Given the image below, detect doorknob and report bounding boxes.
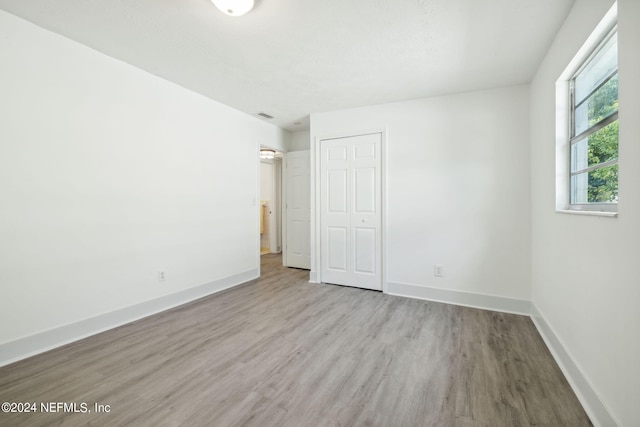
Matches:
[361,218,367,223]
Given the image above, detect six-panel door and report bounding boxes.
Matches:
[320,133,381,290]
[285,150,311,269]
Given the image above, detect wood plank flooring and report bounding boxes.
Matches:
[0,254,591,426]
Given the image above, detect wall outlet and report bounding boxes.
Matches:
[434,265,444,277]
[158,271,166,282]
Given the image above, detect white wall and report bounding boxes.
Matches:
[288,130,311,152]
[311,85,532,313]
[0,11,286,358]
[530,0,640,425]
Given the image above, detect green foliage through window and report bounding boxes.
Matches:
[570,31,618,205]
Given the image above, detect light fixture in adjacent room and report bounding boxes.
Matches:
[211,0,254,17]
[260,149,275,160]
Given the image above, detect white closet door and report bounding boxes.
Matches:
[285,150,311,269]
[320,133,381,291]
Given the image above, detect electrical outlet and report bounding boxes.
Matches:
[434,265,444,277]
[158,271,166,282]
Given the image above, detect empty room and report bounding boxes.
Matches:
[0,0,638,426]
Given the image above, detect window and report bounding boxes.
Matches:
[569,29,618,210]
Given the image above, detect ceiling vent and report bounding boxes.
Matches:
[257,112,274,119]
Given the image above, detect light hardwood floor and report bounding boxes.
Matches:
[0,254,591,426]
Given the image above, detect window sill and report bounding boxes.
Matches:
[556,209,618,218]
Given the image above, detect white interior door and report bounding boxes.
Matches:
[285,150,311,269]
[320,133,381,290]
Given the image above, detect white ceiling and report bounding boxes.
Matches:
[0,0,575,131]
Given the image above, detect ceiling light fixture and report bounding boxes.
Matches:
[211,0,254,17]
[260,149,275,160]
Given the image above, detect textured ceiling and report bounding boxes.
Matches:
[0,0,575,131]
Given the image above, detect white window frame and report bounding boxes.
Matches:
[555,3,618,217]
[569,28,618,211]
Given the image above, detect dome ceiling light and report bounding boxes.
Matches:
[211,0,255,17]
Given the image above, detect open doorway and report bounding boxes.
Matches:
[259,148,282,256]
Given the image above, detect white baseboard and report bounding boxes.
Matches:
[387,282,617,425]
[0,272,619,427]
[386,281,531,315]
[0,268,258,367]
[530,304,618,427]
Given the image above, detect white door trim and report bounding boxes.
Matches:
[312,129,387,292]
[282,152,288,267]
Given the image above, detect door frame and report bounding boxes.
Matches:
[311,129,387,293]
[257,144,284,276]
[259,158,282,255]
[282,152,289,267]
